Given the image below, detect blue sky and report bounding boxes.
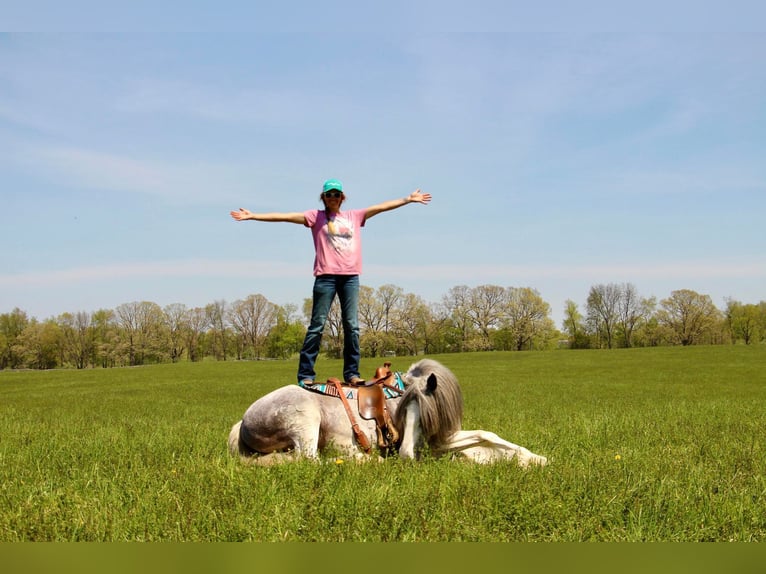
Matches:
[1,3,765,328]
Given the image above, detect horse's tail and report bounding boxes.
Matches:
[228,420,255,458]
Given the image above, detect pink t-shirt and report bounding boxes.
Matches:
[304,209,367,276]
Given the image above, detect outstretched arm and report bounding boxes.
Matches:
[364,189,432,221]
[230,208,306,224]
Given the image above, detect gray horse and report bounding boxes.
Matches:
[228,358,547,467]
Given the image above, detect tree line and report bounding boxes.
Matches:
[1,283,764,370]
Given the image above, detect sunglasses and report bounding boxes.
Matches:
[323,191,343,198]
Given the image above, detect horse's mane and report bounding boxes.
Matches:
[394,358,463,447]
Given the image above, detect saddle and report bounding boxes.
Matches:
[326,363,402,454]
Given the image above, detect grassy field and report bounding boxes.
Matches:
[1,346,764,541]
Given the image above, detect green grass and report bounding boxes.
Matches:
[1,346,764,541]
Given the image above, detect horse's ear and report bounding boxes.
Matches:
[426,373,438,394]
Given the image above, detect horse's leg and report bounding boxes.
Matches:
[437,429,548,467]
[228,421,248,457]
[397,402,423,460]
[290,408,322,458]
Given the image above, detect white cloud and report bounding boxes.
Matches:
[0,259,306,288]
[3,258,763,290]
[113,76,363,129]
[10,144,258,203]
[365,260,766,282]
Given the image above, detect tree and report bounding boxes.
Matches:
[562,299,589,348]
[418,302,448,355]
[58,311,95,369]
[759,302,766,343]
[265,304,305,359]
[632,314,669,347]
[163,304,189,362]
[358,285,387,357]
[500,287,555,351]
[392,293,432,355]
[115,301,165,365]
[229,294,278,359]
[91,309,117,368]
[0,308,30,369]
[205,300,229,361]
[725,299,761,345]
[657,289,721,346]
[586,283,622,348]
[441,285,474,352]
[115,301,141,365]
[16,318,60,369]
[422,304,453,355]
[377,284,403,334]
[186,307,207,362]
[467,284,506,349]
[617,283,655,348]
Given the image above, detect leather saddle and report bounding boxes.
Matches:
[327,363,401,454]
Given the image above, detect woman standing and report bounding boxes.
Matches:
[230,179,431,385]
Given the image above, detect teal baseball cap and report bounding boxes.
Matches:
[322,179,343,193]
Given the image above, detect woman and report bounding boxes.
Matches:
[230,179,431,385]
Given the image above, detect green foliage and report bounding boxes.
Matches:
[1,347,765,541]
[4,287,766,370]
[0,308,29,369]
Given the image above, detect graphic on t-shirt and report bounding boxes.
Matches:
[326,214,355,254]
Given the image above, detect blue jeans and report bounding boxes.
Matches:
[298,275,361,383]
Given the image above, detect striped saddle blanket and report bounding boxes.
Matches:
[298,371,406,400]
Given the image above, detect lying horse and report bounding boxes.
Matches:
[228,358,547,467]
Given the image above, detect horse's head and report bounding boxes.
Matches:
[394,359,464,459]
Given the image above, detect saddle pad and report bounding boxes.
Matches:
[299,372,405,400]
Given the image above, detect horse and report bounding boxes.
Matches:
[228,358,547,467]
